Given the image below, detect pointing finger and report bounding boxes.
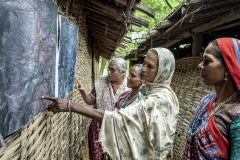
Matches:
[41,96,58,101]
[75,78,81,84]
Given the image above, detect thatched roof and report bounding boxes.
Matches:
[82,0,155,59]
[124,0,240,59]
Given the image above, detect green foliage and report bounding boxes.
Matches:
[116,0,183,56]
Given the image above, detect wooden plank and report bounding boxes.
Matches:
[125,0,136,19]
[134,3,155,18]
[115,0,155,18]
[160,22,206,39]
[210,21,240,31]
[89,30,119,47]
[95,41,115,51]
[87,11,122,27]
[191,33,202,56]
[95,37,118,47]
[87,19,120,35]
[94,38,117,49]
[185,2,240,21]
[187,0,204,5]
[156,18,178,29]
[88,26,119,39]
[192,7,240,33]
[121,37,132,43]
[130,21,142,27]
[119,43,128,49]
[163,31,191,48]
[88,0,120,14]
[90,34,118,48]
[86,0,150,27]
[132,14,149,27]
[98,49,113,59]
[149,30,161,37]
[85,0,123,20]
[97,47,115,54]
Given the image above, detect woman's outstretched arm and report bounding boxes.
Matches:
[42,96,104,121]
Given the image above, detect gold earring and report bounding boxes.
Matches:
[224,73,228,81]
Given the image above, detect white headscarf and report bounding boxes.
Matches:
[98,48,179,160]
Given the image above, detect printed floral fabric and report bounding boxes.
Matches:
[88,75,130,160]
[184,92,240,160]
[98,48,179,160]
[183,93,228,159]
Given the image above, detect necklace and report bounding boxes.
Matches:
[190,90,239,142]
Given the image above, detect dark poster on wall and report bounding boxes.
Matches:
[57,16,78,99]
[0,0,58,137]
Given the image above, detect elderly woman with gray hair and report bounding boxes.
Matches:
[75,58,130,160]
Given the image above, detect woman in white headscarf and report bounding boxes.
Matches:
[42,48,179,159]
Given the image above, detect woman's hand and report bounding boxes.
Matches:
[41,96,68,114]
[75,78,84,91]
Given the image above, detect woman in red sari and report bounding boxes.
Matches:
[183,38,240,159]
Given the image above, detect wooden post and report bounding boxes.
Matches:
[93,44,100,82]
[191,32,202,56]
[198,32,203,55]
[151,37,153,48]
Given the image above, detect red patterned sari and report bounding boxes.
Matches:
[183,93,229,159]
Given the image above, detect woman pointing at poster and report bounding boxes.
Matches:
[74,58,130,160]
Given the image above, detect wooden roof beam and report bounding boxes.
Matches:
[132,14,149,27]
[192,7,240,33]
[119,42,128,48]
[210,21,240,32]
[87,12,122,28]
[86,0,150,28]
[185,2,240,22]
[155,18,178,29]
[88,0,120,14]
[115,0,155,18]
[163,8,240,48]
[98,51,112,59]
[130,21,142,27]
[121,37,132,43]
[88,26,119,39]
[89,32,119,44]
[125,0,136,20]
[87,19,120,35]
[95,42,115,51]
[97,47,115,54]
[94,38,117,48]
[134,3,155,18]
[85,0,123,20]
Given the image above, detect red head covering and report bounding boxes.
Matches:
[216,38,240,89]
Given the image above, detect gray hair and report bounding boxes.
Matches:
[109,58,127,79]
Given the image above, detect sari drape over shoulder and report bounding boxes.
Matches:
[98,48,179,160]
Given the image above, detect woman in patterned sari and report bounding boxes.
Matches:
[43,47,179,159]
[183,38,240,159]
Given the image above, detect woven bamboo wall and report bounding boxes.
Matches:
[171,57,214,159]
[0,0,93,159]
